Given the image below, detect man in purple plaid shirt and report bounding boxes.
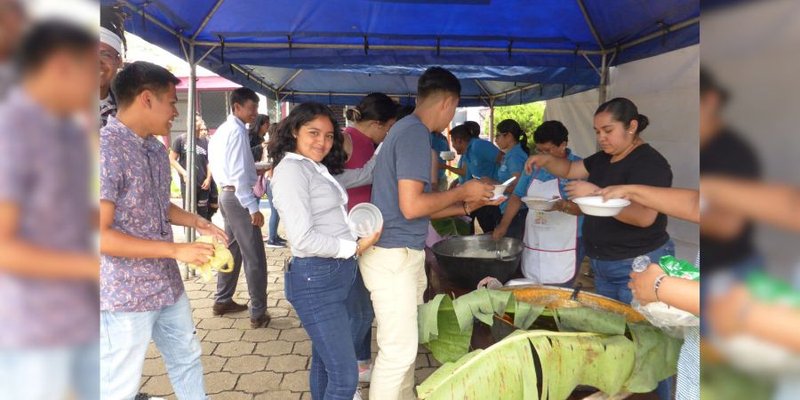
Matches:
[99,61,227,399]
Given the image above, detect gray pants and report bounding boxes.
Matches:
[216,191,267,318]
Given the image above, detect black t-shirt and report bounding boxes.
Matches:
[170,134,209,185]
[700,129,760,272]
[582,143,673,260]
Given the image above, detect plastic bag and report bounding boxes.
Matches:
[632,255,700,337]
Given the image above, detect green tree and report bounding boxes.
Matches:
[485,102,546,141]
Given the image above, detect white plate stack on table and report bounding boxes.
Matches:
[348,202,383,237]
[572,196,631,217]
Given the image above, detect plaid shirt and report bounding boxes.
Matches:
[100,116,184,312]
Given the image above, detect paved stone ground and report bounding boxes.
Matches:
[139,204,440,399]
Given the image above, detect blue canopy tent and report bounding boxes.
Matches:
[102,0,698,246]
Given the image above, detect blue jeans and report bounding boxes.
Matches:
[347,267,374,362]
[0,341,99,400]
[286,257,360,400]
[100,293,206,400]
[266,180,281,242]
[589,239,675,400]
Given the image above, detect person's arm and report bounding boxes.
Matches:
[227,130,260,215]
[202,167,212,190]
[168,203,227,243]
[169,149,188,178]
[444,163,467,177]
[0,201,98,280]
[702,176,800,232]
[525,154,589,180]
[398,179,494,220]
[335,143,383,189]
[629,263,699,315]
[493,194,523,240]
[597,185,699,224]
[709,285,800,352]
[100,200,215,265]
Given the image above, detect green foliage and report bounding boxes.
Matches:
[484,102,546,139]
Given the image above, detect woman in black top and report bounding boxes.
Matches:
[525,97,674,305]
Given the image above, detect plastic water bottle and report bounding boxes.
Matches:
[632,255,651,272]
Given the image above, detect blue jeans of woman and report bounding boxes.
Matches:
[589,239,675,400]
[286,256,359,400]
[348,267,374,363]
[266,179,281,242]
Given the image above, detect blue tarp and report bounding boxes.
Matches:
[105,0,698,106]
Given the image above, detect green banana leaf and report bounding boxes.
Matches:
[430,217,472,237]
[418,294,473,363]
[624,322,683,393]
[554,306,627,336]
[419,289,544,363]
[418,330,635,400]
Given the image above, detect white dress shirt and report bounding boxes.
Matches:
[208,114,259,214]
[271,148,379,259]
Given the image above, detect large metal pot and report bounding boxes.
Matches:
[431,235,523,289]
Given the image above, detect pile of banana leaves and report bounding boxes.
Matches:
[417,288,683,400]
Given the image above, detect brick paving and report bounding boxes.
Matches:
[139,209,440,399]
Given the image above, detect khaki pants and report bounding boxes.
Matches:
[359,246,427,400]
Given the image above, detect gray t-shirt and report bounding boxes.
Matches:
[372,114,432,249]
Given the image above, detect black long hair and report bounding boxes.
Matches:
[496,119,530,155]
[345,93,398,124]
[595,97,650,135]
[268,103,347,174]
[248,114,269,147]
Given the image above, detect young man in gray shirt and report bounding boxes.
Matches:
[360,67,500,400]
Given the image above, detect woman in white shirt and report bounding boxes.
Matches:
[270,102,380,400]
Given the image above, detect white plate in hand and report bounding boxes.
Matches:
[573,196,631,217]
[521,196,558,211]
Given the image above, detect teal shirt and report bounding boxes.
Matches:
[513,148,584,236]
[495,143,528,213]
[463,137,500,180]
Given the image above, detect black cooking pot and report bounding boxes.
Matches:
[431,235,523,289]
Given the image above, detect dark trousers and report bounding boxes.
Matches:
[470,205,502,234]
[347,268,374,362]
[286,257,360,400]
[180,181,218,220]
[215,191,267,318]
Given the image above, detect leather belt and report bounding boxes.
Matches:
[221,185,236,192]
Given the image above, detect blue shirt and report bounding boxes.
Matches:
[431,132,450,182]
[456,156,467,184]
[463,137,500,180]
[495,143,528,213]
[514,148,583,236]
[372,114,432,249]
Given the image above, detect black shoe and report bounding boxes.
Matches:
[265,238,286,248]
[212,301,249,316]
[250,313,271,328]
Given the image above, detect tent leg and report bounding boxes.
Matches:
[598,53,609,104]
[185,45,198,279]
[489,100,495,140]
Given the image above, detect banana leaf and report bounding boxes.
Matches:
[554,306,627,336]
[418,294,473,363]
[431,217,471,237]
[418,330,634,400]
[419,289,544,363]
[624,322,683,393]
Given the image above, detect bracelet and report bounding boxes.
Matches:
[653,274,668,302]
[462,201,470,215]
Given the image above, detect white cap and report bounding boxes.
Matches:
[99,26,123,56]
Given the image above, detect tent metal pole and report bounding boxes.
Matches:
[598,53,608,104]
[190,0,226,42]
[186,45,198,250]
[489,99,495,140]
[576,0,604,51]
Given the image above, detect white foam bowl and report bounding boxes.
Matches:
[521,196,558,211]
[490,184,507,201]
[254,161,272,170]
[572,196,631,217]
[440,151,456,161]
[348,203,383,237]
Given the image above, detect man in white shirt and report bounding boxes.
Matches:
[207,87,269,328]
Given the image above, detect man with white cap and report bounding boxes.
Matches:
[100,5,126,127]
